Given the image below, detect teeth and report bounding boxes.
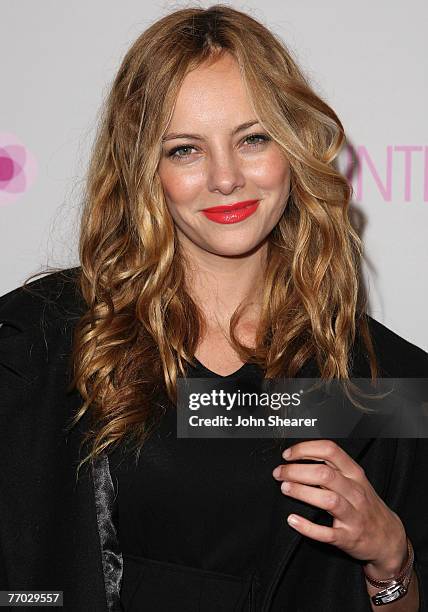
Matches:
[209,204,255,212]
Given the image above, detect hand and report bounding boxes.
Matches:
[272,439,408,579]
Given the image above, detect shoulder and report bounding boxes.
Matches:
[0,266,85,334]
[358,314,428,377]
[0,267,86,384]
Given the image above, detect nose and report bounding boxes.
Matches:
[206,147,246,195]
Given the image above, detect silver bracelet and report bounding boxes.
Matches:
[371,572,413,606]
[364,537,415,606]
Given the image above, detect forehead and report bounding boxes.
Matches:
[168,54,254,132]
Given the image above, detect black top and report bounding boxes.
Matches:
[108,357,285,610]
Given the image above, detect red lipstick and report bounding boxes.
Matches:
[201,199,260,224]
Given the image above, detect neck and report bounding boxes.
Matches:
[179,234,267,330]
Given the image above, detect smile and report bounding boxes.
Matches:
[201,201,260,224]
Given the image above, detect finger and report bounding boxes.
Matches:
[286,513,345,544]
[282,440,364,479]
[281,481,354,520]
[273,462,357,502]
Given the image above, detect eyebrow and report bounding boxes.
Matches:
[162,120,260,142]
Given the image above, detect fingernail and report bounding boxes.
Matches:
[287,514,299,526]
[272,467,281,479]
[282,448,291,459]
[281,481,290,493]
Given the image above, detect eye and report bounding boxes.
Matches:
[167,144,197,159]
[242,133,271,148]
[166,133,271,162]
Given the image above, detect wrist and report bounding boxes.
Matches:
[363,534,415,607]
[363,525,408,580]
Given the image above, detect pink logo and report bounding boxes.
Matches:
[0,133,38,206]
[340,144,428,203]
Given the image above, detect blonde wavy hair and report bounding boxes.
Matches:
[26,4,378,480]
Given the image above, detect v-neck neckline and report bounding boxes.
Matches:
[191,356,251,379]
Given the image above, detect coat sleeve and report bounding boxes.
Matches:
[0,319,21,590]
[0,537,7,589]
[381,437,428,611]
[0,292,49,590]
[366,317,428,609]
[398,438,428,611]
[0,271,85,596]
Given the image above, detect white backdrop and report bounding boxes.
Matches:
[1,1,427,350]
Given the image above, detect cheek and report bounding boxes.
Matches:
[250,151,290,192]
[158,164,203,208]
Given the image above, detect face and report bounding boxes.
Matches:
[157,52,291,262]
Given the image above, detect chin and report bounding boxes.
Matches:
[205,241,264,258]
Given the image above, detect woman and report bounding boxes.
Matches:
[0,5,427,611]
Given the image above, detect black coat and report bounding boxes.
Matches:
[0,268,427,611]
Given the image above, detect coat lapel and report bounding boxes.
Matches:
[258,437,375,611]
[91,451,123,612]
[61,410,115,612]
[258,350,378,610]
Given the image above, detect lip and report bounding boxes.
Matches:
[202,199,260,212]
[201,200,260,224]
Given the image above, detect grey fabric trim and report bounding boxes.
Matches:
[92,453,123,612]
